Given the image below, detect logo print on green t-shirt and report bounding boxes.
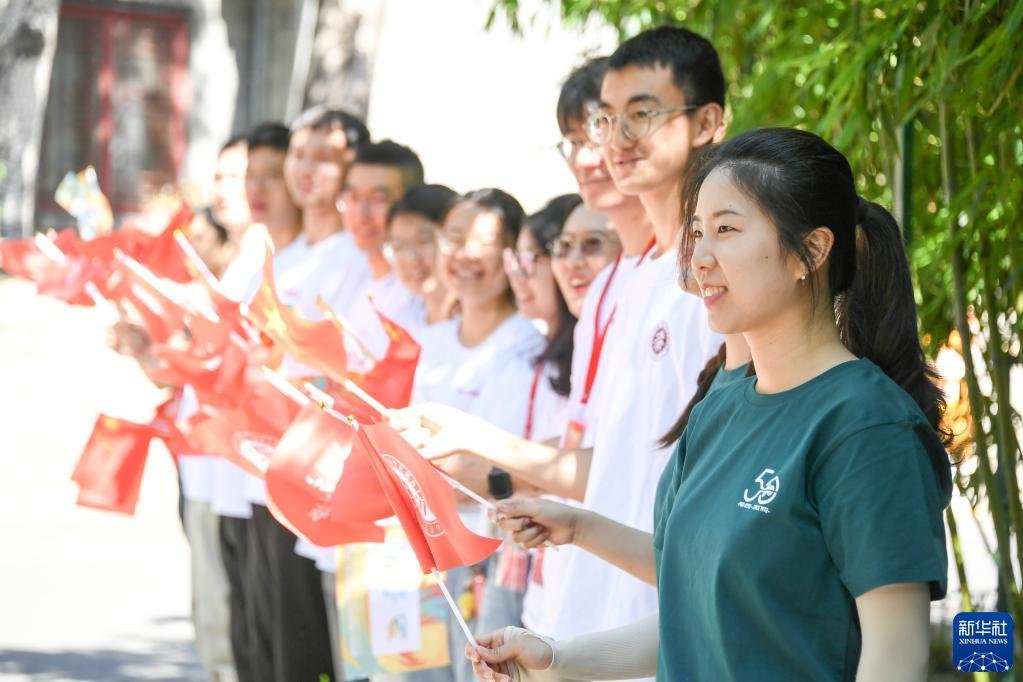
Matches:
[739,468,779,514]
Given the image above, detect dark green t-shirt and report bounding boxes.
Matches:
[654,362,750,518]
[653,359,951,681]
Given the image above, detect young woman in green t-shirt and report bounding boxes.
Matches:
[467,127,951,681]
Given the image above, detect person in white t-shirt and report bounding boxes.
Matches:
[477,194,587,636]
[242,109,369,682]
[212,122,304,682]
[335,140,429,359]
[385,184,460,328]
[377,189,542,682]
[460,27,727,682]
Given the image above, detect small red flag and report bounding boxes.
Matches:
[134,203,194,283]
[71,414,157,515]
[246,246,348,383]
[108,255,188,343]
[347,307,420,409]
[265,403,386,545]
[349,421,501,574]
[0,238,47,280]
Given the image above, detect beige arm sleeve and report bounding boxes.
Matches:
[503,615,659,681]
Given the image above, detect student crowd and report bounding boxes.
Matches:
[2,24,954,682]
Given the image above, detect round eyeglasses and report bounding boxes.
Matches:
[586,105,700,146]
[548,232,619,260]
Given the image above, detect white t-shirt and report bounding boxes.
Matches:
[563,254,641,448]
[548,252,719,649]
[208,234,286,518]
[293,269,426,574]
[413,314,545,434]
[243,232,372,505]
[521,255,639,633]
[343,271,426,370]
[175,386,217,503]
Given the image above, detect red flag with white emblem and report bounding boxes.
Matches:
[265,402,386,545]
[348,420,501,573]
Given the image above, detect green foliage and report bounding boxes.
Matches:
[492,0,1023,650]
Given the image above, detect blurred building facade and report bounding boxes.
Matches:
[1,0,382,236]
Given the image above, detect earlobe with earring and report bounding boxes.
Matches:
[800,273,808,282]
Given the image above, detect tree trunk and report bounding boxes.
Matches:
[0,0,59,238]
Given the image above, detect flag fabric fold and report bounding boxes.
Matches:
[245,245,348,383]
[265,402,386,546]
[349,421,501,574]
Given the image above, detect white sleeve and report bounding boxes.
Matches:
[503,615,659,681]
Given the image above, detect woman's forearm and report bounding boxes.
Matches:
[573,509,657,585]
[473,425,593,501]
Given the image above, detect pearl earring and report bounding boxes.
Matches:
[800,273,808,282]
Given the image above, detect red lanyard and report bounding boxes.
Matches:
[523,361,545,440]
[578,236,656,409]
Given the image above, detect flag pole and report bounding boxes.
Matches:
[315,295,380,364]
[261,366,313,406]
[33,233,68,264]
[172,229,219,289]
[431,568,478,649]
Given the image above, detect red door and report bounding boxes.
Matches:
[36,3,189,230]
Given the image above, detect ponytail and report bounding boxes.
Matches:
[659,342,728,448]
[679,129,949,445]
[838,198,950,443]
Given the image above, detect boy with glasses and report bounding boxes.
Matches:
[402,28,724,682]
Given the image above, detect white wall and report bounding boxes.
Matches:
[366,0,617,212]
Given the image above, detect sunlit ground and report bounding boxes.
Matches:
[0,277,203,681]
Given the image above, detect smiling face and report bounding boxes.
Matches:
[438,202,511,308]
[283,127,351,210]
[506,229,559,325]
[598,64,703,197]
[341,164,404,253]
[562,113,632,213]
[388,212,440,294]
[551,204,620,316]
[690,168,808,335]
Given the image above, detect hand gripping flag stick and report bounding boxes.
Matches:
[329,378,558,553]
[261,369,482,648]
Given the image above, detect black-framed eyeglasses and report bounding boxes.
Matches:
[548,232,619,259]
[586,105,700,145]
[503,248,547,278]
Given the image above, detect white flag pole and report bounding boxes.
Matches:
[431,568,478,649]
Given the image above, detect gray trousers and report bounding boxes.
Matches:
[183,498,238,682]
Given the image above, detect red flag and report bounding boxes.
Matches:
[109,255,188,343]
[349,421,501,573]
[265,402,386,545]
[136,203,194,282]
[183,365,303,476]
[246,247,348,383]
[0,238,46,279]
[71,415,157,515]
[348,307,420,409]
[149,389,198,457]
[33,255,107,306]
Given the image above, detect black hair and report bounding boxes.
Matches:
[246,122,290,153]
[678,127,949,443]
[290,106,371,150]
[524,194,583,397]
[353,140,425,193]
[387,184,459,227]
[458,188,525,246]
[608,26,725,109]
[200,206,230,245]
[557,56,609,134]
[219,132,248,154]
[449,189,525,307]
